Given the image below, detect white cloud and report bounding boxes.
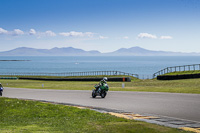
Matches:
[36,30,56,38]
[45,30,56,36]
[123,36,129,39]
[0,28,8,34]
[0,28,24,36]
[59,31,94,37]
[11,29,24,36]
[99,36,108,39]
[59,32,69,36]
[0,28,56,37]
[160,36,173,39]
[29,29,36,35]
[138,33,157,39]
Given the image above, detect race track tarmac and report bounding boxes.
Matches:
[3,87,200,123]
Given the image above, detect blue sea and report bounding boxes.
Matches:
[0,56,200,78]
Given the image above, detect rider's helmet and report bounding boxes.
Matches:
[103,77,108,81]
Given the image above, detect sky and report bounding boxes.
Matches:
[0,0,200,53]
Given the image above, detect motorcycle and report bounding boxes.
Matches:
[92,83,109,98]
[0,83,3,96]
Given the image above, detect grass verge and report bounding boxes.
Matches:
[0,97,187,133]
[1,77,200,94]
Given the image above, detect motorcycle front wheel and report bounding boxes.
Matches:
[92,90,96,98]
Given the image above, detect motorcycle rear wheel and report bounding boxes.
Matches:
[101,91,107,98]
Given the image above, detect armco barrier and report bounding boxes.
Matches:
[153,64,200,78]
[19,77,131,82]
[0,71,138,78]
[157,73,200,80]
[0,77,18,80]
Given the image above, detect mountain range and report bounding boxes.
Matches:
[0,46,199,56]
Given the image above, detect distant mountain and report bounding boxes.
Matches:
[0,47,101,56]
[0,46,199,56]
[107,46,200,56]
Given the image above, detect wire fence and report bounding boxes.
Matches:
[0,71,139,78]
[153,64,200,78]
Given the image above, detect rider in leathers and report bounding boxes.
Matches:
[97,77,107,92]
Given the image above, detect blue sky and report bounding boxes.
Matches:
[0,0,200,53]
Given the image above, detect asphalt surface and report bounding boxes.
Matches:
[3,87,200,123]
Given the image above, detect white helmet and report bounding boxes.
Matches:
[103,77,108,81]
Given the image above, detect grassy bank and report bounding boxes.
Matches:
[162,70,200,75]
[0,97,187,133]
[1,77,200,94]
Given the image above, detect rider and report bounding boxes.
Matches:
[0,83,3,90]
[98,77,108,92]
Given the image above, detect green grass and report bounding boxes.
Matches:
[162,70,200,75]
[1,77,200,94]
[0,97,188,133]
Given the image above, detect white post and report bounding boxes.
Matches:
[122,83,125,88]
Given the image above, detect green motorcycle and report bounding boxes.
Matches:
[92,83,109,98]
[0,83,3,96]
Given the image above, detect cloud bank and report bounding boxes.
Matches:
[138,33,173,40]
[0,28,24,36]
[59,31,94,37]
[0,28,173,40]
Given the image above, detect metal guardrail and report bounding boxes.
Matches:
[0,77,18,79]
[153,64,200,78]
[0,71,139,78]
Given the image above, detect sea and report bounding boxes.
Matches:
[0,56,200,79]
